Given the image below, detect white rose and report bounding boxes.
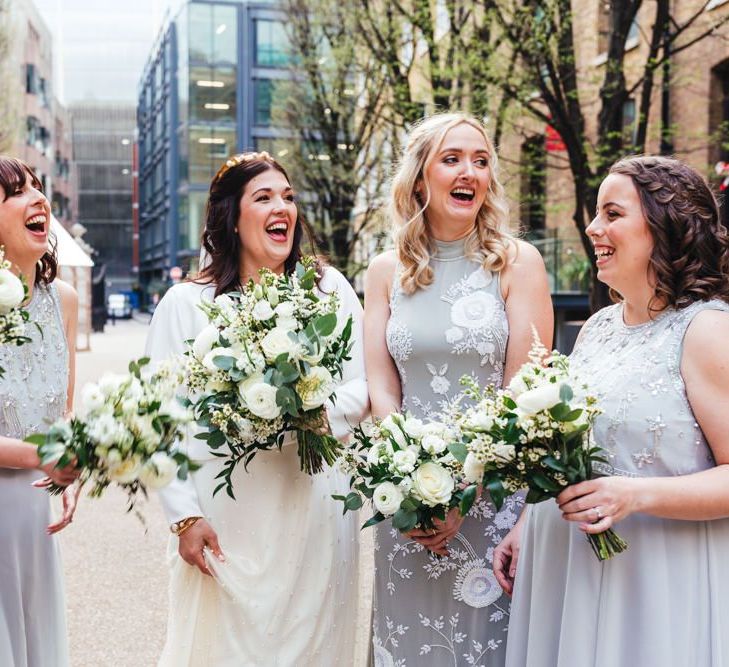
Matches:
[0,268,24,314]
[202,347,237,372]
[421,433,447,455]
[98,373,127,397]
[392,448,417,474]
[411,462,454,507]
[508,374,529,397]
[515,382,563,416]
[80,383,105,416]
[261,327,300,362]
[192,325,220,361]
[468,413,494,431]
[239,375,281,419]
[372,481,405,516]
[252,299,275,321]
[297,366,334,410]
[108,454,142,484]
[463,452,485,483]
[138,452,178,489]
[402,417,425,439]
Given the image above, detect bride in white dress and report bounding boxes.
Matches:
[145,152,368,667]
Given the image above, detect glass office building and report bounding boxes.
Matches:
[137,0,287,289]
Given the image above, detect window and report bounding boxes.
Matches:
[254,79,273,126]
[189,65,236,123]
[622,98,637,146]
[189,125,236,184]
[255,20,289,67]
[189,3,237,65]
[25,64,38,94]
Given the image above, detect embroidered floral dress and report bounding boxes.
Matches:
[373,237,520,667]
[0,284,70,667]
[506,300,729,667]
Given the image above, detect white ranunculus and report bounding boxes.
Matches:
[392,448,418,475]
[402,417,425,439]
[138,452,178,489]
[252,299,275,321]
[463,452,485,483]
[450,291,497,329]
[261,327,300,362]
[372,481,405,516]
[507,374,529,397]
[515,382,563,416]
[297,366,334,410]
[108,454,142,484]
[421,433,447,455]
[192,325,220,361]
[240,375,281,419]
[411,462,454,507]
[0,268,24,314]
[80,383,105,415]
[468,412,494,431]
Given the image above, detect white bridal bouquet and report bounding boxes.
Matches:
[183,259,353,497]
[0,246,33,377]
[334,412,478,533]
[452,334,627,560]
[27,358,197,512]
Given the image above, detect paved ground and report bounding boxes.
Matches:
[59,317,373,666]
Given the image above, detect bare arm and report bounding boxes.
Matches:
[500,240,554,385]
[55,279,79,414]
[364,251,402,418]
[559,308,729,531]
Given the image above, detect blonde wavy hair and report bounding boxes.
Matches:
[390,112,513,294]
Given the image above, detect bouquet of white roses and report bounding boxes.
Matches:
[452,335,627,560]
[183,258,353,497]
[0,246,33,377]
[334,412,478,533]
[26,358,197,513]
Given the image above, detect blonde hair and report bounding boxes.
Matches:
[390,112,513,294]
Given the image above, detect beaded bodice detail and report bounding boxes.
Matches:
[385,237,509,419]
[0,284,68,439]
[570,300,729,478]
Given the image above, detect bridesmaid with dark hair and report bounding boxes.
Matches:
[503,156,729,667]
[0,156,79,667]
[145,151,369,666]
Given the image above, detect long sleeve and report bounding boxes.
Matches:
[145,283,208,525]
[322,268,370,441]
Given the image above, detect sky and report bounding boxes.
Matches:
[33,0,178,105]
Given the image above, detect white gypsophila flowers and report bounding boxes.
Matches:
[411,461,454,507]
[373,481,405,516]
[0,268,24,315]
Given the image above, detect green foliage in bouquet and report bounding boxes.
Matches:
[0,247,37,378]
[184,258,353,498]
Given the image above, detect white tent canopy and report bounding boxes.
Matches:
[51,216,94,268]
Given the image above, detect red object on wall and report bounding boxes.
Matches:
[545,124,566,152]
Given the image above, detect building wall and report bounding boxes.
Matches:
[137,0,289,291]
[71,103,135,292]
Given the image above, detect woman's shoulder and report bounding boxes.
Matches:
[505,238,546,270]
[51,278,79,318]
[363,250,397,290]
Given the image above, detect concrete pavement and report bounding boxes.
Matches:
[58,317,373,666]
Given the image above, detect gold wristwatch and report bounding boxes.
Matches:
[170,516,203,536]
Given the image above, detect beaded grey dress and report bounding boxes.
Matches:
[0,284,70,667]
[506,300,729,667]
[373,237,522,667]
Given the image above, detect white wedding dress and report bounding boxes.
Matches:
[145,267,369,667]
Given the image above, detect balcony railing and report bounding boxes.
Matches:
[527,228,591,294]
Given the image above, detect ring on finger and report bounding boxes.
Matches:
[591,506,602,521]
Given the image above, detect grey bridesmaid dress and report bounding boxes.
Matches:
[373,237,522,667]
[506,300,729,667]
[0,284,70,667]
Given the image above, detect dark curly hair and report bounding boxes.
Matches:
[195,151,321,297]
[608,155,729,310]
[0,156,58,285]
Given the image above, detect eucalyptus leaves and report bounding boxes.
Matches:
[183,259,353,497]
